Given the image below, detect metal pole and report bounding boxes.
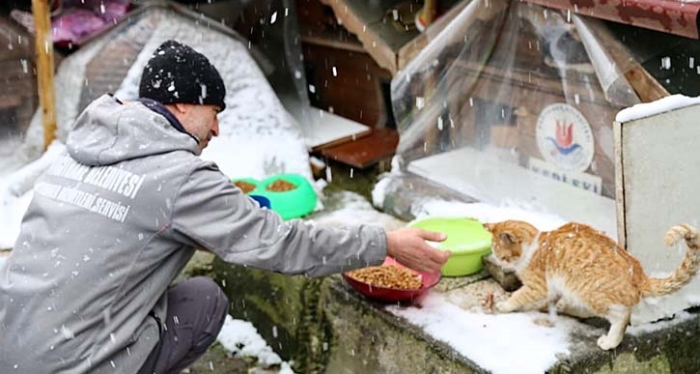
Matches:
[31,0,57,150]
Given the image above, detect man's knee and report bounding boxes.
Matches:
[180,277,229,348]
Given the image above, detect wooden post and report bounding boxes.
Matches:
[423,0,437,26]
[32,0,57,150]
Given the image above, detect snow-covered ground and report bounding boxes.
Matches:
[217,315,296,374]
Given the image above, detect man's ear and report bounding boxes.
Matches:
[173,103,188,114]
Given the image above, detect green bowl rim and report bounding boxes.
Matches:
[409,217,492,254]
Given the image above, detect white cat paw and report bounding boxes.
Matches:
[596,335,620,350]
[495,301,515,313]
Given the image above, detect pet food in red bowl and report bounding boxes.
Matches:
[342,257,441,302]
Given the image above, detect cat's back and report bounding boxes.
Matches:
[546,223,618,250]
[542,222,644,275]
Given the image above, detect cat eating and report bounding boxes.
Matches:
[483,220,700,350]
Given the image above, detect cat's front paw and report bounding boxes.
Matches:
[596,335,621,350]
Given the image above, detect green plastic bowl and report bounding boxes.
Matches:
[409,217,492,277]
[232,174,317,221]
[258,173,317,220]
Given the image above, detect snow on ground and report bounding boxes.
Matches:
[217,315,296,374]
[387,292,580,374]
[310,190,405,230]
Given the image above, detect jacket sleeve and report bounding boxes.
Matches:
[168,162,388,276]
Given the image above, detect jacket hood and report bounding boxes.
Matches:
[66,94,199,166]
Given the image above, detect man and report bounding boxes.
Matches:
[0,40,449,374]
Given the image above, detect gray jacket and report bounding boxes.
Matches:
[0,95,387,373]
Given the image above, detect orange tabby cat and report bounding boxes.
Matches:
[483,220,700,350]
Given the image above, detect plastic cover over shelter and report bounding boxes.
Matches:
[0,16,40,174]
[389,0,697,237]
[3,1,313,181]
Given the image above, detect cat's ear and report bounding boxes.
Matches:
[483,223,494,232]
[499,232,516,244]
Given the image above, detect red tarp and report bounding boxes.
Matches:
[520,0,700,39]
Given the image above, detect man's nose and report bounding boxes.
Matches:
[212,118,220,137]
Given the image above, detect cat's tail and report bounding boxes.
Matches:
[641,224,700,298]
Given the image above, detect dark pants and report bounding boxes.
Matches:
[138,277,229,374]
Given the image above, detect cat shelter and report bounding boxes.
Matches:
[4,0,317,181]
[382,0,700,324]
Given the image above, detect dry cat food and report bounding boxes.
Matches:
[233,181,257,194]
[346,265,422,290]
[266,179,297,192]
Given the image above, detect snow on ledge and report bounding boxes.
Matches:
[615,94,700,123]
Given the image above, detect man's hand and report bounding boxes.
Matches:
[385,227,451,273]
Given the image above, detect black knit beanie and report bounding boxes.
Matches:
[139,40,226,110]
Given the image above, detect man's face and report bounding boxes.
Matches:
[177,104,221,153]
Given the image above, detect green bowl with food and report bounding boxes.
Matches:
[232,173,317,220]
[409,217,492,277]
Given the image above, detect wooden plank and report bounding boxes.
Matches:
[453,60,612,107]
[31,0,57,150]
[319,128,399,169]
[397,0,477,70]
[300,33,366,53]
[580,17,670,103]
[318,0,421,74]
[624,67,670,103]
[302,43,391,127]
[613,118,626,247]
[310,129,372,151]
[0,95,22,110]
[317,0,468,74]
[305,107,373,150]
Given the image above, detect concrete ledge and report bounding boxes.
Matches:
[212,259,332,373]
[322,279,485,374]
[560,312,700,374]
[211,254,700,374]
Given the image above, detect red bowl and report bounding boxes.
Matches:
[342,257,441,302]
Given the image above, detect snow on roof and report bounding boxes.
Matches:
[616,94,700,123]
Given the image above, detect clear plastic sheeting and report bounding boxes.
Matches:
[0,17,39,176]
[389,0,651,236]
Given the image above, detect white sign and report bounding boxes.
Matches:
[529,157,603,195]
[536,103,595,173]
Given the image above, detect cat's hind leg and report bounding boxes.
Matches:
[556,298,596,319]
[597,304,631,350]
[496,284,548,313]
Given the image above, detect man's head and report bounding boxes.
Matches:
[139,40,226,152]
